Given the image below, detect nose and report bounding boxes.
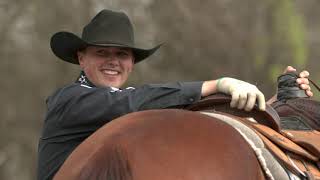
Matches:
[105,56,119,67]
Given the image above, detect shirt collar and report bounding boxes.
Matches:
[75,71,95,87]
[75,71,122,90]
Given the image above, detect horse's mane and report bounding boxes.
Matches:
[79,145,132,180]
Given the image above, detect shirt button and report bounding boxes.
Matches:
[189,98,194,102]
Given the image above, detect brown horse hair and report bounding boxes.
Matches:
[78,144,133,180]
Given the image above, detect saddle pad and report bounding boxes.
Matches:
[255,131,302,176]
[200,111,290,180]
[282,130,320,158]
[187,93,281,132]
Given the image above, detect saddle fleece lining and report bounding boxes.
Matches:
[200,112,291,180]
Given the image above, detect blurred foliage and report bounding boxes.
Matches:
[0,0,319,179]
[268,0,308,81]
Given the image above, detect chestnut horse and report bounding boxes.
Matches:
[54,109,267,180]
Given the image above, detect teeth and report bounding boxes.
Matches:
[103,70,119,75]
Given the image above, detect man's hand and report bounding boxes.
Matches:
[267,66,313,104]
[216,77,266,111]
[284,66,313,97]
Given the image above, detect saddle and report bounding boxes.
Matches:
[186,93,282,132]
[186,73,320,179]
[273,72,320,131]
[272,72,320,159]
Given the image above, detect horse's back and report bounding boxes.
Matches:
[54,109,265,180]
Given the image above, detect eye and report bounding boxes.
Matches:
[96,49,106,56]
[117,51,129,58]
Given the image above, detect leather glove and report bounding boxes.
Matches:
[217,77,266,111]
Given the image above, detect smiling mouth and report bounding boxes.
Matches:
[101,69,120,75]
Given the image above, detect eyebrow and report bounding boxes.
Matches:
[117,47,131,52]
[93,47,131,51]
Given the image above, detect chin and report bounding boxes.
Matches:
[102,82,122,88]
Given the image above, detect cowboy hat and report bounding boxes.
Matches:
[50,9,161,64]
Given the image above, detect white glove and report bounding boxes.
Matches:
[216,77,266,111]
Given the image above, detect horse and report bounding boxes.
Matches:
[53,109,268,180]
[53,74,320,180]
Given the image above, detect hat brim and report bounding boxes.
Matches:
[50,31,161,64]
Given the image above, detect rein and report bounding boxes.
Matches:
[310,79,320,92]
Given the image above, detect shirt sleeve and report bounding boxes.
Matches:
[43,81,203,138]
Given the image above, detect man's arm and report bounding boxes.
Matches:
[46,82,203,130]
[201,66,313,110]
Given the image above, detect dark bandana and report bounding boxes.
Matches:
[75,71,95,87]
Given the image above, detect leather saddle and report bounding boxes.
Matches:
[186,93,282,132]
[273,72,320,131]
[271,72,320,159]
[186,90,320,179]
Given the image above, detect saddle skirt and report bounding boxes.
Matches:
[187,94,320,180]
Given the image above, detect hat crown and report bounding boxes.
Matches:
[82,9,134,46]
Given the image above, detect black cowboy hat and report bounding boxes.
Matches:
[50,9,161,64]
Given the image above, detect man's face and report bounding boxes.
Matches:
[78,46,134,88]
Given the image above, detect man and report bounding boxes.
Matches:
[37,9,312,180]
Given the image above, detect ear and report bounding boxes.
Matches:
[129,57,135,73]
[77,51,85,69]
